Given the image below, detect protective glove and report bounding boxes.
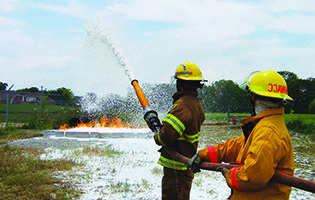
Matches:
[217,166,229,178]
[144,112,163,133]
[187,153,202,173]
[146,117,162,133]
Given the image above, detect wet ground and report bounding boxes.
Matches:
[7,127,315,200]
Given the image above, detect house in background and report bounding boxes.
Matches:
[0,91,55,104]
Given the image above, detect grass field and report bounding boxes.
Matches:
[0,145,81,200]
[205,112,315,124]
[205,112,315,135]
[0,103,81,126]
[0,103,76,113]
[0,125,314,199]
[0,103,314,134]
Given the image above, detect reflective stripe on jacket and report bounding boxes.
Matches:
[199,108,294,200]
[154,90,205,170]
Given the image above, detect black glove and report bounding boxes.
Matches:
[187,153,202,173]
[144,112,162,133]
[148,117,162,133]
[217,166,229,178]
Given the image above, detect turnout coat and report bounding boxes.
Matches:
[199,108,294,200]
[154,90,205,170]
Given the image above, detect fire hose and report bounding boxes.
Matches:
[131,79,315,193]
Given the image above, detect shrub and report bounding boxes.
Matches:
[286,119,315,135]
[308,100,315,114]
[0,126,15,136]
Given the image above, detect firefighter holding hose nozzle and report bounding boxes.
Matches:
[152,62,207,200]
[187,70,295,200]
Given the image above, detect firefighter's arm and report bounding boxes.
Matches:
[154,103,191,146]
[188,136,244,173]
[153,121,181,146]
[225,128,280,191]
[198,136,244,163]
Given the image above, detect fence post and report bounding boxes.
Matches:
[227,108,230,130]
[5,85,14,127]
[6,92,9,127]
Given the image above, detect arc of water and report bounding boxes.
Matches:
[85,23,136,81]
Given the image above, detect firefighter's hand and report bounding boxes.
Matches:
[146,116,162,133]
[217,167,229,178]
[187,153,202,173]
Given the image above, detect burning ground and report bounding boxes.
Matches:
[8,125,315,200]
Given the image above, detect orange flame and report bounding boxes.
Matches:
[59,116,134,130]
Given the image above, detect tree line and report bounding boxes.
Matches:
[1,71,314,114]
[80,71,314,116]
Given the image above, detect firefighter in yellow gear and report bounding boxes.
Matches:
[154,62,207,200]
[188,70,295,200]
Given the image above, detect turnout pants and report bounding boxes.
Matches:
[161,167,194,200]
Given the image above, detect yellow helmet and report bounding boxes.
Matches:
[175,62,207,81]
[246,70,293,101]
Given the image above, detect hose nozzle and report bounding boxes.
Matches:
[131,79,162,133]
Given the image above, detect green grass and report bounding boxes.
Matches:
[205,112,315,135]
[0,103,80,122]
[0,124,313,199]
[283,114,315,125]
[0,126,129,199]
[0,145,81,200]
[205,113,229,122]
[0,103,78,113]
[0,129,123,200]
[206,112,315,123]
[0,128,42,145]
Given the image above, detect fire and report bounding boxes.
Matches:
[59,116,132,130]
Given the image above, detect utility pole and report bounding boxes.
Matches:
[5,84,14,127]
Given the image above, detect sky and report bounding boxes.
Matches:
[1,0,315,97]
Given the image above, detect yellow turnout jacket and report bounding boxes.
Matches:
[199,108,294,200]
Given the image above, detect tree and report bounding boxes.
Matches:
[278,71,315,113]
[200,80,249,113]
[0,82,8,90]
[308,100,315,114]
[199,84,216,112]
[16,87,40,93]
[63,88,74,111]
[278,71,298,81]
[47,87,78,106]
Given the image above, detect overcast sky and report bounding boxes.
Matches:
[1,0,314,97]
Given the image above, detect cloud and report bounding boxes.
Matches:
[33,1,95,20]
[263,0,315,12]
[0,0,20,12]
[0,0,314,97]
